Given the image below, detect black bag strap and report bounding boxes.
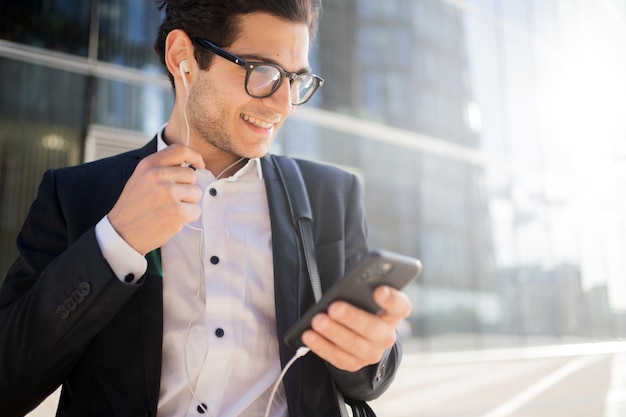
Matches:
[272,155,322,303]
[273,155,376,417]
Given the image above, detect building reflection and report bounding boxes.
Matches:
[1,0,626,351]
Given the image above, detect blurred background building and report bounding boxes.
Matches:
[1,0,626,352]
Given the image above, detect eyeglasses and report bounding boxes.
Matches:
[192,37,324,106]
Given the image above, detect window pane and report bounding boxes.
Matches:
[0,58,84,276]
[98,0,165,70]
[0,0,91,56]
[94,77,173,134]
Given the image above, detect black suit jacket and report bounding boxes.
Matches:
[0,138,400,417]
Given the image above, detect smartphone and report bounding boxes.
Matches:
[283,249,422,347]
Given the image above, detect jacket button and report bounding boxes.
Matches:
[197,403,208,413]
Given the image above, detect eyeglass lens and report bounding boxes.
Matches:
[246,64,318,105]
[247,66,281,97]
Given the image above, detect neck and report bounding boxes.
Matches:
[214,157,248,179]
[162,121,248,178]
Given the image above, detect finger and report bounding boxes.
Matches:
[147,143,206,170]
[178,201,202,223]
[301,328,367,372]
[178,183,203,203]
[373,286,412,322]
[325,303,397,348]
[157,165,201,185]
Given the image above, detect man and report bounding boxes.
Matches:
[0,1,412,416]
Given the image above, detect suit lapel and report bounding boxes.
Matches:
[261,156,302,358]
[263,156,313,417]
[124,137,158,180]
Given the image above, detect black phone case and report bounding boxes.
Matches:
[283,249,422,347]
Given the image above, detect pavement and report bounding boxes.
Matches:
[26,341,626,417]
[370,340,626,417]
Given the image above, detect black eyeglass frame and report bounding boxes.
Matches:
[192,37,324,105]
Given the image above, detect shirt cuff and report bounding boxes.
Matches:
[95,216,148,284]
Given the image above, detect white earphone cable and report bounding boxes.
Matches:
[183,75,191,148]
[181,225,211,415]
[263,347,310,417]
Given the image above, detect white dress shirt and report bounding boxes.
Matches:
[95,126,287,417]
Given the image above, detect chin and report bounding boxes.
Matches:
[243,140,274,159]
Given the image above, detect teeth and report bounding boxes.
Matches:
[242,114,273,129]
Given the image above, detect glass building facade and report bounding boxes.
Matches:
[2,0,626,352]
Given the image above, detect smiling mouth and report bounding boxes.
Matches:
[241,114,275,129]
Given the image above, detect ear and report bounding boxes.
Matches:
[165,29,195,89]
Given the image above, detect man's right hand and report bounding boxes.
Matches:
[107,144,206,255]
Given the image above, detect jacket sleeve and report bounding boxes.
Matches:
[329,344,401,401]
[0,169,142,417]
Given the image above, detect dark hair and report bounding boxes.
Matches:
[154,0,322,86]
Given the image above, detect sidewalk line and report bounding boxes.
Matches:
[402,340,626,366]
[480,355,606,417]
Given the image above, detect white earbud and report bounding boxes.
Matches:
[180,60,189,89]
[180,59,192,148]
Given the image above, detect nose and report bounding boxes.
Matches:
[261,79,293,115]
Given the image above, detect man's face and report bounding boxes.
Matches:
[186,12,311,159]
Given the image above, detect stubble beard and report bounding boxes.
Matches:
[187,77,243,158]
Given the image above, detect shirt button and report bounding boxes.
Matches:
[124,273,135,283]
[209,188,217,196]
[215,328,225,338]
[197,403,208,414]
[210,256,219,265]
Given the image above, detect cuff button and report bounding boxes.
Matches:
[78,282,91,296]
[56,306,70,319]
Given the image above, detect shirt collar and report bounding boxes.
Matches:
[156,123,263,181]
